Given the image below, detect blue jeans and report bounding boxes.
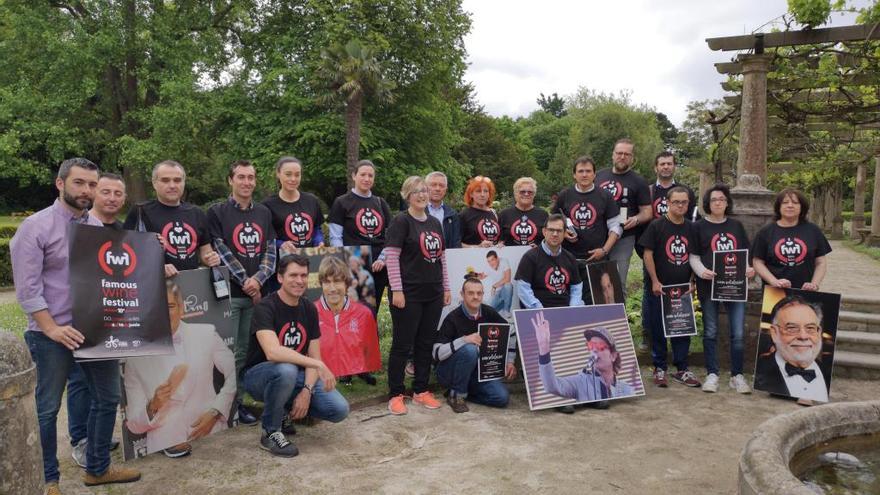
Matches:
[489,284,513,313]
[25,331,121,482]
[435,344,510,407]
[643,287,691,371]
[230,297,255,398]
[701,299,746,376]
[243,361,349,432]
[66,363,90,446]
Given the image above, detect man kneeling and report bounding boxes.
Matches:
[242,254,349,457]
[433,276,517,413]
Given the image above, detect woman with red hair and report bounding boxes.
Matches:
[460,176,501,248]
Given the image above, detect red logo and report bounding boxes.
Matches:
[354,207,384,238]
[653,197,668,219]
[664,235,689,265]
[568,202,598,229]
[284,212,314,246]
[487,326,501,339]
[544,266,571,294]
[232,222,264,258]
[98,241,137,277]
[724,252,738,266]
[511,216,538,244]
[419,230,443,262]
[477,218,500,242]
[773,237,808,266]
[161,221,198,260]
[599,180,623,201]
[278,321,308,352]
[710,232,738,252]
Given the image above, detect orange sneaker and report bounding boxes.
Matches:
[388,394,408,415]
[413,391,441,409]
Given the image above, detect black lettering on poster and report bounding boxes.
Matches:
[711,249,748,302]
[660,283,698,338]
[478,323,511,382]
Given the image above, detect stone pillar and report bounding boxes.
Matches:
[733,53,773,191]
[870,155,880,247]
[851,163,867,240]
[0,332,43,495]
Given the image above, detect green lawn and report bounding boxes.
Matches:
[0,301,26,338]
[844,239,880,263]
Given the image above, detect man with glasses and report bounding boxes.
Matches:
[500,177,548,247]
[754,295,829,402]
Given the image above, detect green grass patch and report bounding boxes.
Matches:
[844,240,880,263]
[0,301,26,339]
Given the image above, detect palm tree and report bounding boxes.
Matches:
[315,39,395,183]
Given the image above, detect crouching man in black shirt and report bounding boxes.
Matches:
[241,254,348,457]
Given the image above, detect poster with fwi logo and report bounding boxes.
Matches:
[70,224,173,360]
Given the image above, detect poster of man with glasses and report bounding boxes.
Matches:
[753,287,840,402]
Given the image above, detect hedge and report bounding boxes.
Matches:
[0,239,10,286]
[0,225,18,238]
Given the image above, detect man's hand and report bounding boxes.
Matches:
[700,270,716,280]
[242,277,261,297]
[802,282,819,291]
[564,231,577,243]
[746,266,756,279]
[164,263,179,278]
[463,333,482,346]
[622,216,639,231]
[148,365,188,419]
[652,280,663,296]
[45,324,84,350]
[317,364,336,392]
[371,259,385,272]
[586,248,605,262]
[251,292,262,305]
[443,290,451,306]
[505,362,517,380]
[532,311,551,355]
[280,241,299,255]
[772,278,792,289]
[188,410,221,441]
[392,291,406,309]
[290,389,311,420]
[201,250,221,267]
[156,234,167,250]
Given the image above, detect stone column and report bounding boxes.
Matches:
[0,332,43,495]
[698,168,712,216]
[851,163,866,240]
[870,155,880,247]
[733,53,773,191]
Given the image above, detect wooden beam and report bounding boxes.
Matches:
[722,73,880,91]
[706,23,880,51]
[714,53,862,75]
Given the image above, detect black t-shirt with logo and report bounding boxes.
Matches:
[551,186,620,258]
[207,200,275,298]
[243,292,320,373]
[752,221,832,289]
[262,192,324,248]
[692,217,750,298]
[638,216,695,285]
[459,207,501,245]
[651,182,698,221]
[386,212,445,301]
[514,245,583,308]
[499,206,548,246]
[123,200,211,271]
[595,168,652,238]
[328,192,391,250]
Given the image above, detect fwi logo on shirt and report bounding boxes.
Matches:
[355,208,384,238]
[232,222,263,258]
[544,266,570,294]
[285,212,314,245]
[478,218,500,241]
[98,241,137,277]
[569,202,597,229]
[278,321,308,352]
[419,231,443,262]
[599,180,623,202]
[512,216,538,243]
[664,235,689,265]
[653,197,669,218]
[710,232,738,252]
[162,221,198,260]
[774,237,807,266]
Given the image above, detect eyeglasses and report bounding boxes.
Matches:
[587,340,609,352]
[411,188,428,195]
[517,190,535,196]
[669,200,689,206]
[776,324,821,336]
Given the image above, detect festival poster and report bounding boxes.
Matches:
[514,304,644,411]
[441,245,531,325]
[711,249,748,302]
[120,268,236,460]
[477,322,511,382]
[586,260,624,305]
[753,287,840,403]
[70,224,172,360]
[660,283,698,337]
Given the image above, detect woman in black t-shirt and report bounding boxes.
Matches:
[263,156,325,253]
[459,176,501,247]
[753,188,831,291]
[499,176,548,246]
[385,176,451,415]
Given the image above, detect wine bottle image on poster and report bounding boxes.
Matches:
[477,322,511,382]
[711,249,748,302]
[660,283,698,338]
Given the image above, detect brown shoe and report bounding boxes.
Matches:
[447,394,469,413]
[83,465,142,486]
[45,482,61,495]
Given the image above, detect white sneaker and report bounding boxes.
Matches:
[730,374,752,394]
[702,373,719,393]
[71,438,87,468]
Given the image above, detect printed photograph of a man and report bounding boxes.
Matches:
[586,261,623,305]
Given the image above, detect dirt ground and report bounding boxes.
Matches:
[47,372,876,495]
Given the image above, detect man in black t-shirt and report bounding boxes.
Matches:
[595,139,653,294]
[515,214,585,310]
[242,254,348,457]
[207,160,277,425]
[123,160,221,275]
[639,187,701,389]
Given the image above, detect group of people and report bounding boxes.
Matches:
[11,137,833,493]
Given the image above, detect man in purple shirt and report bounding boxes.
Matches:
[11,158,141,494]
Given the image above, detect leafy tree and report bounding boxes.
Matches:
[537,92,567,118]
[655,112,679,150]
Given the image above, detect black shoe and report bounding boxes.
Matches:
[588,401,610,410]
[556,405,576,414]
[339,376,353,385]
[238,404,258,426]
[110,438,120,451]
[357,372,377,386]
[260,430,299,458]
[163,442,193,458]
[281,416,297,436]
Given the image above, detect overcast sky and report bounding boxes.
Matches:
[461,0,865,125]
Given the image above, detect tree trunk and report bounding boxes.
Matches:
[345,93,363,189]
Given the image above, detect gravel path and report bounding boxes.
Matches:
[821,241,880,297]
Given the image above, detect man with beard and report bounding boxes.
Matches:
[754,295,829,402]
[12,158,141,494]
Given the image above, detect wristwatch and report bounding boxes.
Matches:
[302,383,313,394]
